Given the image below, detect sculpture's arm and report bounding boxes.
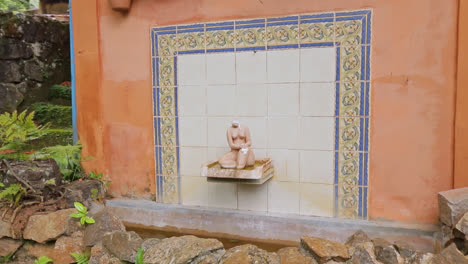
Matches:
[227,129,240,150]
[244,127,252,148]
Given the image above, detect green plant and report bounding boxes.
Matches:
[89,171,103,180]
[0,110,49,154]
[0,253,14,264]
[0,184,26,207]
[0,0,37,11]
[135,248,147,264]
[31,144,83,181]
[49,85,71,100]
[70,252,90,264]
[69,202,95,225]
[29,103,71,128]
[34,256,53,264]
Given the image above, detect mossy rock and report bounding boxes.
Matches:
[29,102,71,128]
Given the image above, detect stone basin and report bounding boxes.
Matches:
[201,158,274,184]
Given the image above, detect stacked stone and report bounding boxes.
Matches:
[438,187,468,257]
[0,10,70,113]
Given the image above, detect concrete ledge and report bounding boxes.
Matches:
[106,199,438,252]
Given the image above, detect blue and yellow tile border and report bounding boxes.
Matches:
[151,9,372,219]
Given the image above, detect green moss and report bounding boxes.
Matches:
[28,128,73,149]
[29,103,71,128]
[49,85,71,101]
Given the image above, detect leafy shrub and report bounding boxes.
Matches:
[70,202,95,225]
[49,85,71,100]
[29,103,72,128]
[0,0,37,11]
[0,184,26,207]
[30,144,83,181]
[70,252,90,264]
[0,110,48,153]
[34,256,53,264]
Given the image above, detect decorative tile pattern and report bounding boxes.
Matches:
[151,10,372,219]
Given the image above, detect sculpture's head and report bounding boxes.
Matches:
[232,120,240,128]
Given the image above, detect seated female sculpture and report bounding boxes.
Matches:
[218,120,255,169]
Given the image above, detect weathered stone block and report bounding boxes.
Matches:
[102,231,143,262]
[84,209,125,247]
[0,82,25,113]
[0,60,21,83]
[373,238,404,264]
[64,180,105,208]
[24,60,43,81]
[439,187,468,227]
[219,244,278,264]
[143,235,225,264]
[0,238,23,257]
[89,242,121,264]
[0,38,33,59]
[0,219,16,239]
[23,208,77,243]
[277,247,317,264]
[439,243,468,263]
[300,236,350,264]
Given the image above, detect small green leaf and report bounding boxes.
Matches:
[44,179,56,186]
[69,213,83,218]
[74,202,87,214]
[34,256,53,264]
[84,216,95,224]
[80,217,85,225]
[0,183,4,188]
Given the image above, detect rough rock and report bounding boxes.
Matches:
[438,225,455,248]
[277,247,317,264]
[83,209,125,247]
[346,230,372,246]
[394,241,418,261]
[0,82,25,113]
[24,60,43,81]
[301,236,350,263]
[455,212,468,236]
[0,219,15,239]
[0,38,33,59]
[53,231,87,264]
[348,242,381,264]
[89,242,121,264]
[0,60,21,82]
[373,238,404,264]
[438,187,468,227]
[64,179,105,208]
[0,238,23,257]
[219,244,279,264]
[141,238,161,251]
[0,159,62,191]
[439,243,468,264]
[410,253,435,264]
[102,231,143,262]
[23,208,76,243]
[143,235,225,264]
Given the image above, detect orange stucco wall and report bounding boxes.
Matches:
[455,0,468,189]
[73,0,458,223]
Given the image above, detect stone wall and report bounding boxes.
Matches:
[0,10,70,113]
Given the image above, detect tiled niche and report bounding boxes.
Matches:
[151,10,371,219]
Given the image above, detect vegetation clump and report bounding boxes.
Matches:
[29,103,72,128]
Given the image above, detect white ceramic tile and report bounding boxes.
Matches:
[267,49,300,83]
[238,184,268,211]
[207,147,231,162]
[177,54,206,86]
[207,117,232,148]
[268,181,299,214]
[238,117,267,148]
[300,183,334,217]
[267,149,299,182]
[179,117,207,147]
[207,85,237,116]
[181,176,238,209]
[299,150,334,184]
[299,117,334,150]
[300,48,336,82]
[178,85,206,116]
[267,117,300,149]
[300,82,335,116]
[237,84,267,116]
[268,83,299,116]
[236,51,267,84]
[180,147,207,176]
[206,53,236,85]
